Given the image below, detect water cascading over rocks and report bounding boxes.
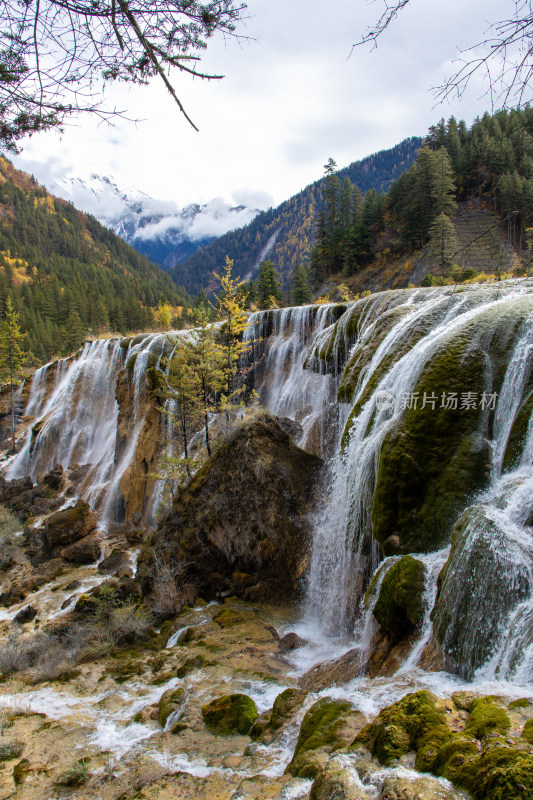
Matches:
[5,281,533,680]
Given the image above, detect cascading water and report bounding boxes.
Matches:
[5,332,185,527]
[6,281,533,683]
[296,283,533,681]
[244,304,341,455]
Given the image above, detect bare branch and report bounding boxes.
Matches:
[354,0,533,111]
[0,0,248,150]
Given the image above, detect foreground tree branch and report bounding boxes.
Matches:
[0,0,247,151]
[354,0,533,111]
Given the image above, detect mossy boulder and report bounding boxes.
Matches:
[352,690,451,771]
[372,555,426,640]
[310,759,372,800]
[270,688,307,731]
[463,698,510,739]
[213,608,255,628]
[450,742,533,800]
[175,654,206,678]
[433,506,533,676]
[150,412,323,603]
[201,694,258,736]
[286,697,365,779]
[158,686,185,727]
[251,688,308,743]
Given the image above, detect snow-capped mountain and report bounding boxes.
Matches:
[50,173,267,268]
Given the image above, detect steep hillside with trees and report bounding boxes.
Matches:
[169,137,422,293]
[312,108,533,287]
[0,157,191,363]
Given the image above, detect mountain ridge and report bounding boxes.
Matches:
[167,137,423,293]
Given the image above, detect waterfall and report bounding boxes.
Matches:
[244,303,341,455]
[5,281,533,682]
[5,333,184,527]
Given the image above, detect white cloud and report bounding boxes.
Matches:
[11,0,516,218]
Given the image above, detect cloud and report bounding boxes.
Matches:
[11,0,511,220]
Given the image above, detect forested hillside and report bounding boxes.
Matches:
[169,137,422,293]
[312,108,533,286]
[0,157,191,363]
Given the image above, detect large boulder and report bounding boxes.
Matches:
[145,412,323,604]
[433,505,533,677]
[26,501,97,562]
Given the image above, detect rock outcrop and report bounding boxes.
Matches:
[143,412,323,607]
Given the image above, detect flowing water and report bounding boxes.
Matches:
[4,282,533,797]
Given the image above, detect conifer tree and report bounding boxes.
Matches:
[0,296,27,450]
[430,147,457,218]
[293,264,312,305]
[257,259,282,309]
[429,212,457,274]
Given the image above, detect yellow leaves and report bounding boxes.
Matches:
[315,294,331,304]
[33,195,55,213]
[156,301,173,331]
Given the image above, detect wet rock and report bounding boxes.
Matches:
[60,532,102,564]
[98,549,132,576]
[149,412,323,604]
[286,697,367,779]
[310,759,372,800]
[0,475,57,520]
[278,632,309,653]
[159,687,185,727]
[13,605,37,624]
[433,505,533,677]
[378,774,464,799]
[0,586,26,607]
[26,501,97,562]
[13,758,30,785]
[42,465,65,491]
[252,688,308,745]
[202,694,258,736]
[299,648,366,692]
[352,690,452,772]
[0,475,33,504]
[277,416,303,441]
[371,555,426,640]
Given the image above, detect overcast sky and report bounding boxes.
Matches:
[13,0,515,216]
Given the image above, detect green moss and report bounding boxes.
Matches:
[270,688,307,731]
[213,608,254,628]
[201,694,258,736]
[351,691,451,770]
[523,719,533,744]
[464,698,511,740]
[147,366,165,395]
[372,555,425,638]
[432,736,479,781]
[286,697,355,779]
[453,744,533,800]
[451,691,478,712]
[175,654,206,678]
[503,389,533,471]
[158,687,184,727]
[371,332,490,553]
[509,698,532,709]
